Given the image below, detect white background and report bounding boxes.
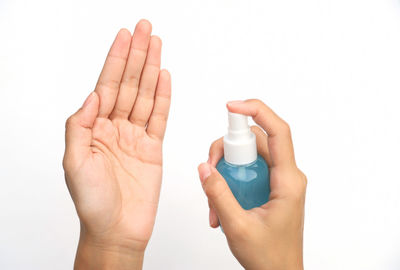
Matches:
[1,0,400,269]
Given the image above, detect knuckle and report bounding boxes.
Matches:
[288,189,305,203]
[258,100,269,111]
[157,90,171,99]
[113,106,132,116]
[280,120,291,134]
[62,155,67,169]
[279,169,307,202]
[290,170,308,200]
[204,177,226,201]
[97,78,120,90]
[152,111,168,123]
[62,154,72,172]
[62,156,69,171]
[122,74,139,86]
[247,98,264,107]
[209,138,223,153]
[246,98,265,111]
[210,139,218,149]
[65,115,76,129]
[298,170,308,188]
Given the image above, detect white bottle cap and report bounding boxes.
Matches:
[223,112,257,165]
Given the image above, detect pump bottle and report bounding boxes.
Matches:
[216,112,270,210]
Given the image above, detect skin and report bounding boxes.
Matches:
[63,19,305,270]
[198,99,307,270]
[63,19,171,269]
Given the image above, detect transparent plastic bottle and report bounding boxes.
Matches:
[217,112,270,210]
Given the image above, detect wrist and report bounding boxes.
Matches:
[277,247,303,270]
[74,228,146,270]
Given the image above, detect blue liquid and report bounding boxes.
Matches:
[216,155,270,210]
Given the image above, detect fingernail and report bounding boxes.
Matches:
[227,100,244,107]
[82,92,95,108]
[213,216,220,228]
[209,211,213,227]
[199,163,212,184]
[209,211,218,227]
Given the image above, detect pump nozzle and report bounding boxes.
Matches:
[223,112,257,165]
[228,113,249,131]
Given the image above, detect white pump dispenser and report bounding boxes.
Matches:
[223,112,257,165]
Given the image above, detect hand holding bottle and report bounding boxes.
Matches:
[198,99,307,270]
[63,20,171,269]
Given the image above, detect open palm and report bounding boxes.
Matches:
[63,20,171,251]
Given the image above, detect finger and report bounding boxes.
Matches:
[227,99,295,168]
[111,20,152,119]
[198,163,245,230]
[63,92,99,172]
[95,29,131,118]
[209,205,220,228]
[207,139,232,228]
[129,35,162,125]
[250,125,272,167]
[146,69,171,140]
[208,137,224,167]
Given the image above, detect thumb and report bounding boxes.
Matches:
[63,92,99,172]
[198,163,245,230]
